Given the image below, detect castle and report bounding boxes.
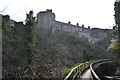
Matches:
[1,9,112,43]
[37,9,112,43]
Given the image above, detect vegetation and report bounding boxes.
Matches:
[2,11,38,78]
[61,62,91,78]
[108,1,120,63]
[30,30,109,78]
[2,12,110,78]
[115,1,120,62]
[23,11,37,76]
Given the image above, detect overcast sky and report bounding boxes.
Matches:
[0,0,116,29]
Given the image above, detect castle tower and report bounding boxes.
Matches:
[37,9,55,30]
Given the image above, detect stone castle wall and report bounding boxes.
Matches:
[37,9,55,30]
[37,9,112,43]
[1,9,112,44]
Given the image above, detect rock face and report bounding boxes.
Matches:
[37,9,112,43]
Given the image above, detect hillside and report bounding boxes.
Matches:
[2,18,110,78]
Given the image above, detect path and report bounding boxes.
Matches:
[80,69,92,80]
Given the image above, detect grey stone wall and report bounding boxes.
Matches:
[37,9,112,43]
[2,10,111,44]
[37,9,55,30]
[1,11,112,44]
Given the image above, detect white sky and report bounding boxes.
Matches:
[0,0,116,29]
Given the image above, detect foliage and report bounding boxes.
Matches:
[111,42,120,60]
[61,63,81,77]
[2,11,38,78]
[114,1,120,29]
[33,30,109,77]
[109,1,120,62]
[23,10,38,76]
[2,16,109,78]
[114,1,120,42]
[61,62,91,78]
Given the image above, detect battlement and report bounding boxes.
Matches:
[37,9,112,43]
[1,11,112,44]
[38,9,53,14]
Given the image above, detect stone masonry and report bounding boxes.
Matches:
[1,9,112,44]
[37,9,112,43]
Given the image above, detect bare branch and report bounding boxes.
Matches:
[22,0,27,14]
[0,0,13,13]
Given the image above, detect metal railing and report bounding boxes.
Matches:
[90,59,111,80]
[64,59,111,80]
[64,61,92,80]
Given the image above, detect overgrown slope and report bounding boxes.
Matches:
[2,21,109,78]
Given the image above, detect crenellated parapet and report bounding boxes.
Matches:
[37,9,112,43]
[2,9,112,44]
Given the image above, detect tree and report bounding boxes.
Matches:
[111,1,120,63]
[24,10,37,76]
[114,1,120,42]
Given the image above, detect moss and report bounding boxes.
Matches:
[61,62,91,78]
